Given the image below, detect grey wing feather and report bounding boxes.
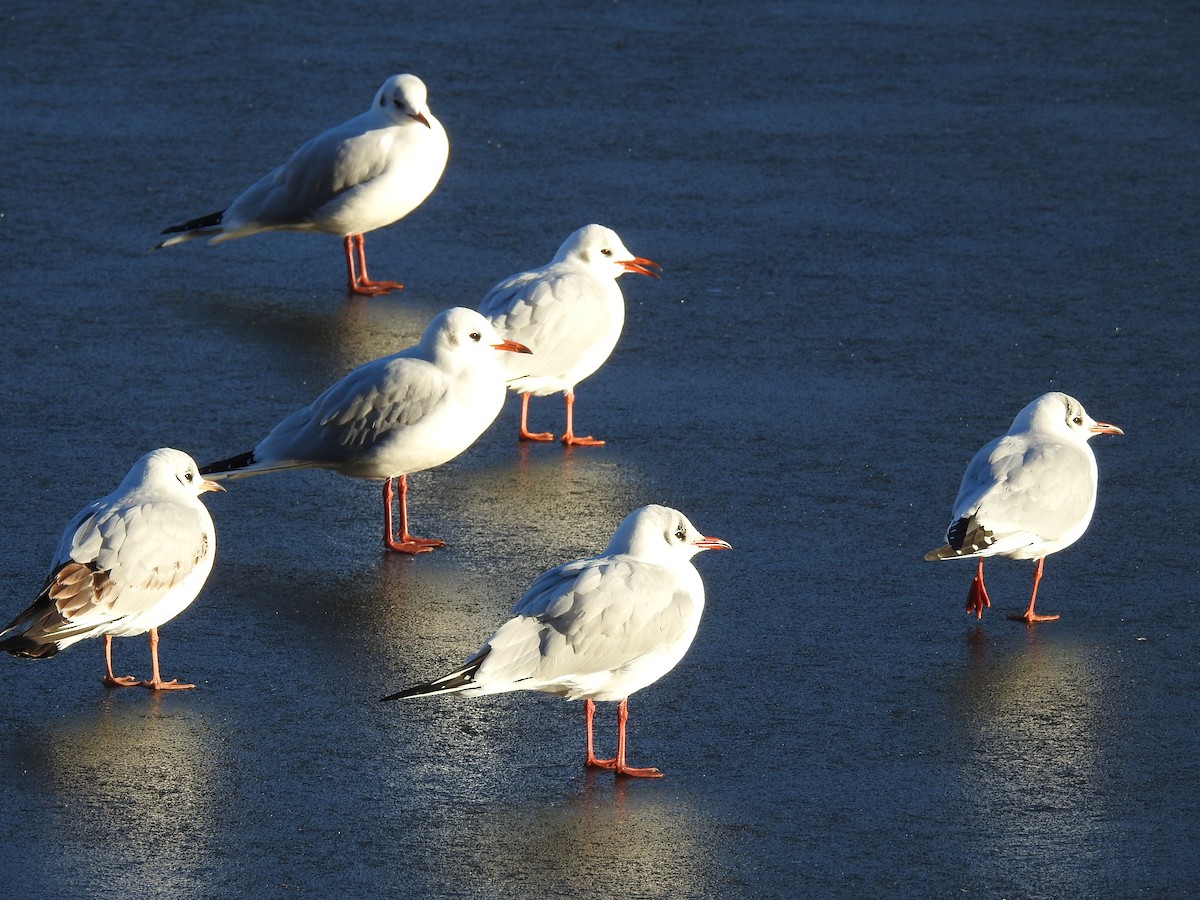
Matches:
[228,112,388,227]
[951,436,1094,543]
[258,356,448,464]
[484,559,693,686]
[484,273,614,379]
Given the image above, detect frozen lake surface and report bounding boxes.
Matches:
[0,1,1197,896]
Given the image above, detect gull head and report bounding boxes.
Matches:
[606,504,731,563]
[374,73,434,128]
[554,224,662,281]
[1013,391,1124,443]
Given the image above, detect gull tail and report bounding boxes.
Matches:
[154,210,226,249]
[0,631,61,659]
[924,516,995,561]
[380,648,490,701]
[198,450,257,480]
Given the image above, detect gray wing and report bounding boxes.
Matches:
[949,435,1094,547]
[256,355,449,466]
[226,111,390,228]
[482,271,616,380]
[3,497,212,643]
[480,558,695,686]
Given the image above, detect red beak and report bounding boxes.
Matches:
[410,111,431,129]
[1090,421,1124,435]
[492,339,532,354]
[622,256,663,278]
[693,536,732,552]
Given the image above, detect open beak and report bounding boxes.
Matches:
[492,339,532,354]
[1091,421,1124,435]
[201,479,226,493]
[693,536,732,552]
[410,111,431,129]
[622,256,662,278]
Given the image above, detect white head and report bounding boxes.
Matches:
[1011,392,1124,443]
[121,448,226,498]
[373,74,434,128]
[418,307,532,370]
[552,224,662,280]
[605,504,731,562]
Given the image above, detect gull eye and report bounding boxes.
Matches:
[601,248,612,257]
[393,98,404,109]
[674,528,687,541]
[469,331,482,342]
[1072,415,1083,425]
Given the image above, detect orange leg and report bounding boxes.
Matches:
[101,634,139,688]
[584,698,617,770]
[582,698,663,778]
[1006,557,1060,623]
[560,391,604,447]
[343,234,404,296]
[382,475,444,554]
[140,627,194,691]
[518,393,554,442]
[965,558,991,619]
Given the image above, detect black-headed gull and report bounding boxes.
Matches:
[382,504,730,777]
[156,74,449,296]
[925,392,1123,623]
[199,308,529,554]
[0,448,224,690]
[478,224,660,446]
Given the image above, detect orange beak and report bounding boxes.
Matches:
[622,256,662,278]
[1091,421,1124,435]
[410,111,431,129]
[492,339,532,354]
[201,479,226,493]
[693,536,732,552]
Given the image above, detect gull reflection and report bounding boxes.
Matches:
[951,628,1116,892]
[15,695,219,895]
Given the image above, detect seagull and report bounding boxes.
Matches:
[478,224,661,446]
[381,504,731,777]
[925,392,1123,623]
[199,307,529,554]
[155,73,449,296]
[0,448,224,690]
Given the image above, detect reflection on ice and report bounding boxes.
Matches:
[14,695,220,896]
[951,629,1117,894]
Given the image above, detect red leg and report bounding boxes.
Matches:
[584,698,617,770]
[345,234,403,296]
[101,634,139,688]
[965,558,991,619]
[518,393,554,442]
[140,627,194,690]
[1006,557,1060,623]
[560,391,604,447]
[382,475,444,553]
[613,698,662,778]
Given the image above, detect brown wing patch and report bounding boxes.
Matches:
[47,562,114,619]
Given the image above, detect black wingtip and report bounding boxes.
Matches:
[161,209,225,235]
[198,450,256,477]
[380,649,490,702]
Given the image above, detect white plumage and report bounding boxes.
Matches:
[199,307,529,554]
[926,391,1123,622]
[0,448,224,689]
[157,73,449,295]
[479,224,661,445]
[383,504,731,777]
